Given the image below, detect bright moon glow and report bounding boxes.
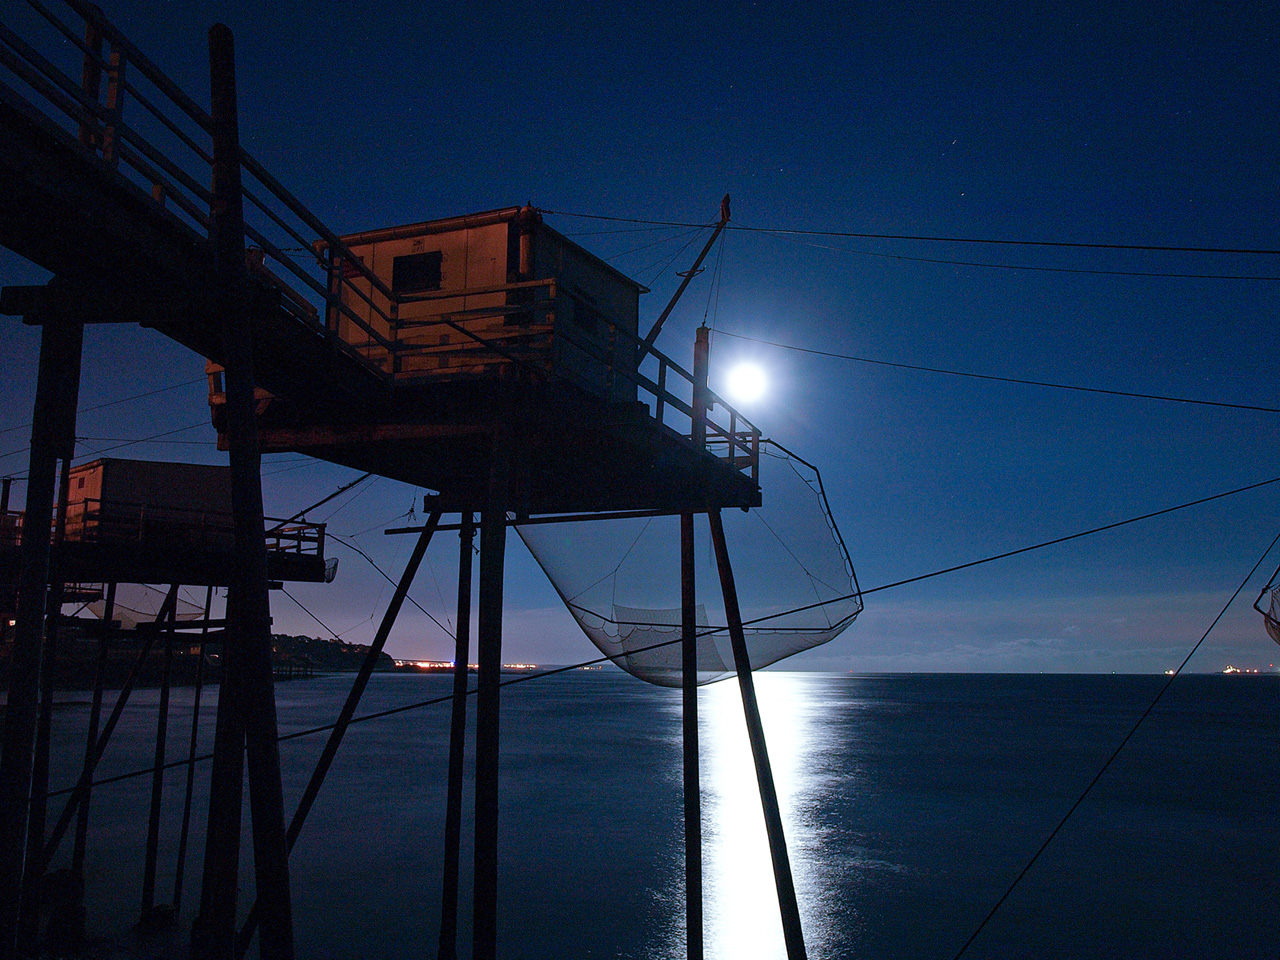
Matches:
[726,363,767,403]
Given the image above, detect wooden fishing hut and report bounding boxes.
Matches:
[0,458,332,631]
[209,206,760,516]
[51,457,329,585]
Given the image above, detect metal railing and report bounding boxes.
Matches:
[264,521,326,558]
[54,498,326,557]
[369,280,761,480]
[0,509,23,548]
[1,0,397,370]
[1,0,760,482]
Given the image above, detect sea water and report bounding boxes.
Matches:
[26,672,1280,959]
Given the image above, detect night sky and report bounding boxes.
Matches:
[2,0,1277,672]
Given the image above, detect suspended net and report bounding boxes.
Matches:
[1252,557,1280,647]
[519,441,861,686]
[1258,586,1280,647]
[83,583,206,630]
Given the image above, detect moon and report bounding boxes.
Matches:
[725,363,767,404]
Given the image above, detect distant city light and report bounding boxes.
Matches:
[725,363,767,404]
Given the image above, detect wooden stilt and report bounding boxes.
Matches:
[197,23,294,960]
[708,507,807,960]
[473,446,509,960]
[172,585,213,916]
[682,512,704,960]
[438,511,475,960]
[194,591,247,960]
[43,600,172,865]
[199,22,294,960]
[0,317,82,960]
[140,585,180,929]
[235,513,441,957]
[18,456,75,950]
[73,582,116,878]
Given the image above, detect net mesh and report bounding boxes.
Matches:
[1265,586,1280,647]
[519,442,861,686]
[84,583,206,630]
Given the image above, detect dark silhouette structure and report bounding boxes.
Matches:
[0,5,815,959]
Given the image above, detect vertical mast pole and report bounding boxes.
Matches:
[692,326,710,451]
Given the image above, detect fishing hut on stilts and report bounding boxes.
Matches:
[0,4,861,958]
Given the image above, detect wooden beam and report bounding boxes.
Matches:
[256,422,490,449]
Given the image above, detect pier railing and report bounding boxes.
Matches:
[1,0,760,482]
[0,0,395,368]
[359,276,761,480]
[55,498,326,558]
[0,509,22,548]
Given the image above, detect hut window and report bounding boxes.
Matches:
[392,251,443,293]
[571,300,600,334]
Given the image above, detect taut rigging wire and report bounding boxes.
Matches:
[279,588,345,642]
[328,533,455,640]
[47,470,1278,799]
[950,523,1280,960]
[0,423,212,483]
[0,421,209,466]
[753,228,1280,282]
[270,472,372,530]
[712,329,1280,414]
[0,375,206,439]
[538,209,1280,257]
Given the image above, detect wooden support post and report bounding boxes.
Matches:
[18,456,75,949]
[473,446,509,960]
[235,514,442,958]
[681,512,703,960]
[43,608,169,866]
[141,585,180,929]
[707,508,807,960]
[76,14,103,149]
[73,583,116,877]
[194,598,247,960]
[692,325,710,451]
[100,45,125,167]
[438,511,475,960]
[172,585,213,916]
[0,316,82,960]
[196,23,294,960]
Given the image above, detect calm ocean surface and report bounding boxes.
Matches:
[33,672,1280,959]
